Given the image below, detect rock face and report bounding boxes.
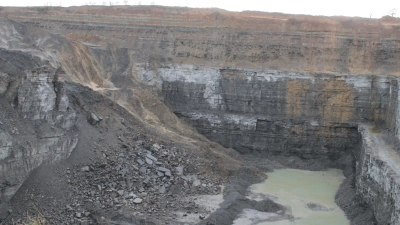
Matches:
[4,6,400,76]
[137,64,400,158]
[356,125,400,225]
[0,65,78,203]
[141,63,400,224]
[136,64,400,224]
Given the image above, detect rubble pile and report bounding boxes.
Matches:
[66,141,222,224]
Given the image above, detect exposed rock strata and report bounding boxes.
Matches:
[4,6,400,76]
[136,64,399,156]
[0,66,78,203]
[355,125,400,224]
[136,63,400,224]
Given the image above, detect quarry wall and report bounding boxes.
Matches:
[4,6,400,76]
[0,66,78,203]
[136,64,400,157]
[136,63,400,224]
[357,125,400,224]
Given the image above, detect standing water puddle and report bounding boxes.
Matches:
[235,169,350,225]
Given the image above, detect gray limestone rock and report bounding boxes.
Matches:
[157,167,170,173]
[87,112,101,125]
[128,192,137,198]
[137,159,144,165]
[133,198,143,204]
[139,167,147,174]
[176,166,184,176]
[146,153,157,162]
[81,166,90,172]
[159,186,166,194]
[145,157,153,165]
[143,177,150,185]
[152,143,161,151]
[193,179,201,187]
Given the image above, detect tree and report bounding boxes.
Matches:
[389,8,397,17]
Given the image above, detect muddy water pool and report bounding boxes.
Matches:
[235,169,350,225]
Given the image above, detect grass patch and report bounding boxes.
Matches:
[370,126,380,133]
[13,211,48,225]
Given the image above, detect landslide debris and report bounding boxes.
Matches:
[2,81,240,225]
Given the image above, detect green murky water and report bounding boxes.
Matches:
[252,169,350,225]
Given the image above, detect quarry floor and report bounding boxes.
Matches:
[4,127,394,225]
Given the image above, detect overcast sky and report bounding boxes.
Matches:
[1,0,400,19]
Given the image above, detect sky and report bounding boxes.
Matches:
[1,0,400,19]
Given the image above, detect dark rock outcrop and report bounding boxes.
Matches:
[0,65,78,204]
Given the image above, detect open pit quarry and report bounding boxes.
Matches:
[0,5,400,225]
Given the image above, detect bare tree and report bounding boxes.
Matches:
[389,8,397,17]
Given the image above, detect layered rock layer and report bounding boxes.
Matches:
[136,64,400,158]
[0,64,78,202]
[356,125,400,224]
[3,6,400,75]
